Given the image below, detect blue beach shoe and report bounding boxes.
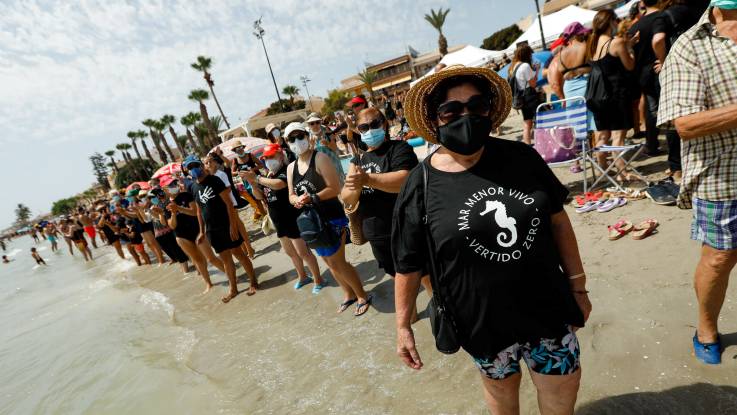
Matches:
[294,276,313,290]
[312,278,327,295]
[693,332,722,365]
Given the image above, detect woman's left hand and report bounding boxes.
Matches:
[573,292,592,327]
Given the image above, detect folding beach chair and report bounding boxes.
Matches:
[534,97,591,192]
[535,96,647,193]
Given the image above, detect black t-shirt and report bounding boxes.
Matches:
[657,4,707,50]
[392,139,583,357]
[191,175,230,231]
[173,192,200,238]
[629,11,665,86]
[350,140,418,241]
[262,165,300,229]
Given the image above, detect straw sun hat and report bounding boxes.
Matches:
[404,64,512,144]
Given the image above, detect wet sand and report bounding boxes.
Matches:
[127,113,737,414]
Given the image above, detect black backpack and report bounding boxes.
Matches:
[296,206,340,249]
[508,64,525,110]
[585,60,611,113]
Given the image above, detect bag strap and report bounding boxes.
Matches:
[420,161,449,312]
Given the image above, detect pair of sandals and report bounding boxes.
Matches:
[294,275,327,295]
[607,219,659,241]
[337,294,373,317]
[576,197,627,214]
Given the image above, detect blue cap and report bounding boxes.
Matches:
[181,155,201,168]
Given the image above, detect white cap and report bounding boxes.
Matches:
[305,112,321,123]
[284,122,307,138]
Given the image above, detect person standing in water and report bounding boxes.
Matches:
[65,219,93,261]
[184,156,258,302]
[43,223,59,253]
[30,248,46,265]
[76,207,99,249]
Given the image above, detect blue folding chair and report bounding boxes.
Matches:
[535,97,591,192]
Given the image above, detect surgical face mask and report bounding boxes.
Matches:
[265,158,282,172]
[151,197,160,206]
[289,138,310,156]
[360,128,386,148]
[271,129,281,139]
[189,167,205,180]
[112,195,121,202]
[167,186,180,195]
[437,114,492,156]
[712,0,737,10]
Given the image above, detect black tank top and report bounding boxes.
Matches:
[595,39,628,91]
[291,151,345,220]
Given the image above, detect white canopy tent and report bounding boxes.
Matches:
[410,45,505,86]
[505,5,598,52]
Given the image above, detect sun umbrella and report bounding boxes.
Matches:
[151,162,182,179]
[212,137,270,160]
[125,181,151,193]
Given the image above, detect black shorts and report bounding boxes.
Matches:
[141,222,155,233]
[369,238,395,277]
[521,102,538,121]
[207,229,243,254]
[274,218,301,239]
[156,232,189,263]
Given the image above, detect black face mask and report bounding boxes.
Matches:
[436,114,492,155]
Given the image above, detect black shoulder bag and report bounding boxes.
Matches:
[420,161,461,354]
[296,200,340,249]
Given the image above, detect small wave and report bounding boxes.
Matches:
[6,248,22,258]
[89,279,113,294]
[139,290,175,320]
[174,329,198,362]
[36,246,48,252]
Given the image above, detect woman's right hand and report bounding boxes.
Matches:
[397,327,423,370]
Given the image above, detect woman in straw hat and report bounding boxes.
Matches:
[392,65,591,414]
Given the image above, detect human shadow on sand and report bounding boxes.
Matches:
[577,383,737,415]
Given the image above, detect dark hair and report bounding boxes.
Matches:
[512,45,534,66]
[642,0,658,7]
[587,9,618,61]
[427,75,494,121]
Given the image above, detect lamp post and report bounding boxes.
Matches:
[533,0,547,50]
[253,18,284,112]
[300,75,314,112]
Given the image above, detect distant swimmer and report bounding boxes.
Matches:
[2,255,10,263]
[30,248,46,265]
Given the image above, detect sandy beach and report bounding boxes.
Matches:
[113,111,737,414]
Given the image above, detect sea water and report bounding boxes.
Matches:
[0,237,225,415]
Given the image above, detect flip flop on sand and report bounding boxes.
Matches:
[576,201,602,213]
[608,219,634,240]
[632,219,659,240]
[337,298,358,313]
[354,294,373,317]
[597,197,627,213]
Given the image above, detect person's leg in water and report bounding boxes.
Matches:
[235,215,256,258]
[84,227,98,249]
[112,240,125,259]
[177,237,213,293]
[231,245,257,295]
[197,238,225,273]
[280,236,307,281]
[218,248,240,303]
[126,244,142,266]
[141,231,165,264]
[65,238,74,256]
[323,231,369,315]
[290,237,324,286]
[136,245,151,265]
[77,242,90,262]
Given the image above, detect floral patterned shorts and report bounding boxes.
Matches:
[472,325,580,380]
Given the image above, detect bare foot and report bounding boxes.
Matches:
[202,285,213,295]
[246,284,258,296]
[221,291,239,303]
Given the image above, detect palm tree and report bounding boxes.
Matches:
[181,112,203,155]
[424,8,450,56]
[126,131,143,160]
[160,114,185,160]
[188,89,218,145]
[191,56,230,128]
[135,130,154,162]
[142,119,168,163]
[153,120,177,162]
[105,150,119,175]
[358,69,378,102]
[115,143,131,163]
[282,85,300,104]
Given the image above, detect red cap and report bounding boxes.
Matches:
[550,37,566,51]
[261,143,282,158]
[349,96,367,106]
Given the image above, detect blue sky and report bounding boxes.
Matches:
[0,0,536,228]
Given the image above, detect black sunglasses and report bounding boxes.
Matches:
[351,102,365,109]
[356,118,384,134]
[436,95,492,124]
[185,161,202,169]
[286,131,307,143]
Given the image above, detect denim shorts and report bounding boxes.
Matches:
[691,198,737,251]
[472,325,580,380]
[314,217,348,257]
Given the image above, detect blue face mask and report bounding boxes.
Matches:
[151,197,160,206]
[360,128,386,147]
[712,0,737,9]
[189,167,204,180]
